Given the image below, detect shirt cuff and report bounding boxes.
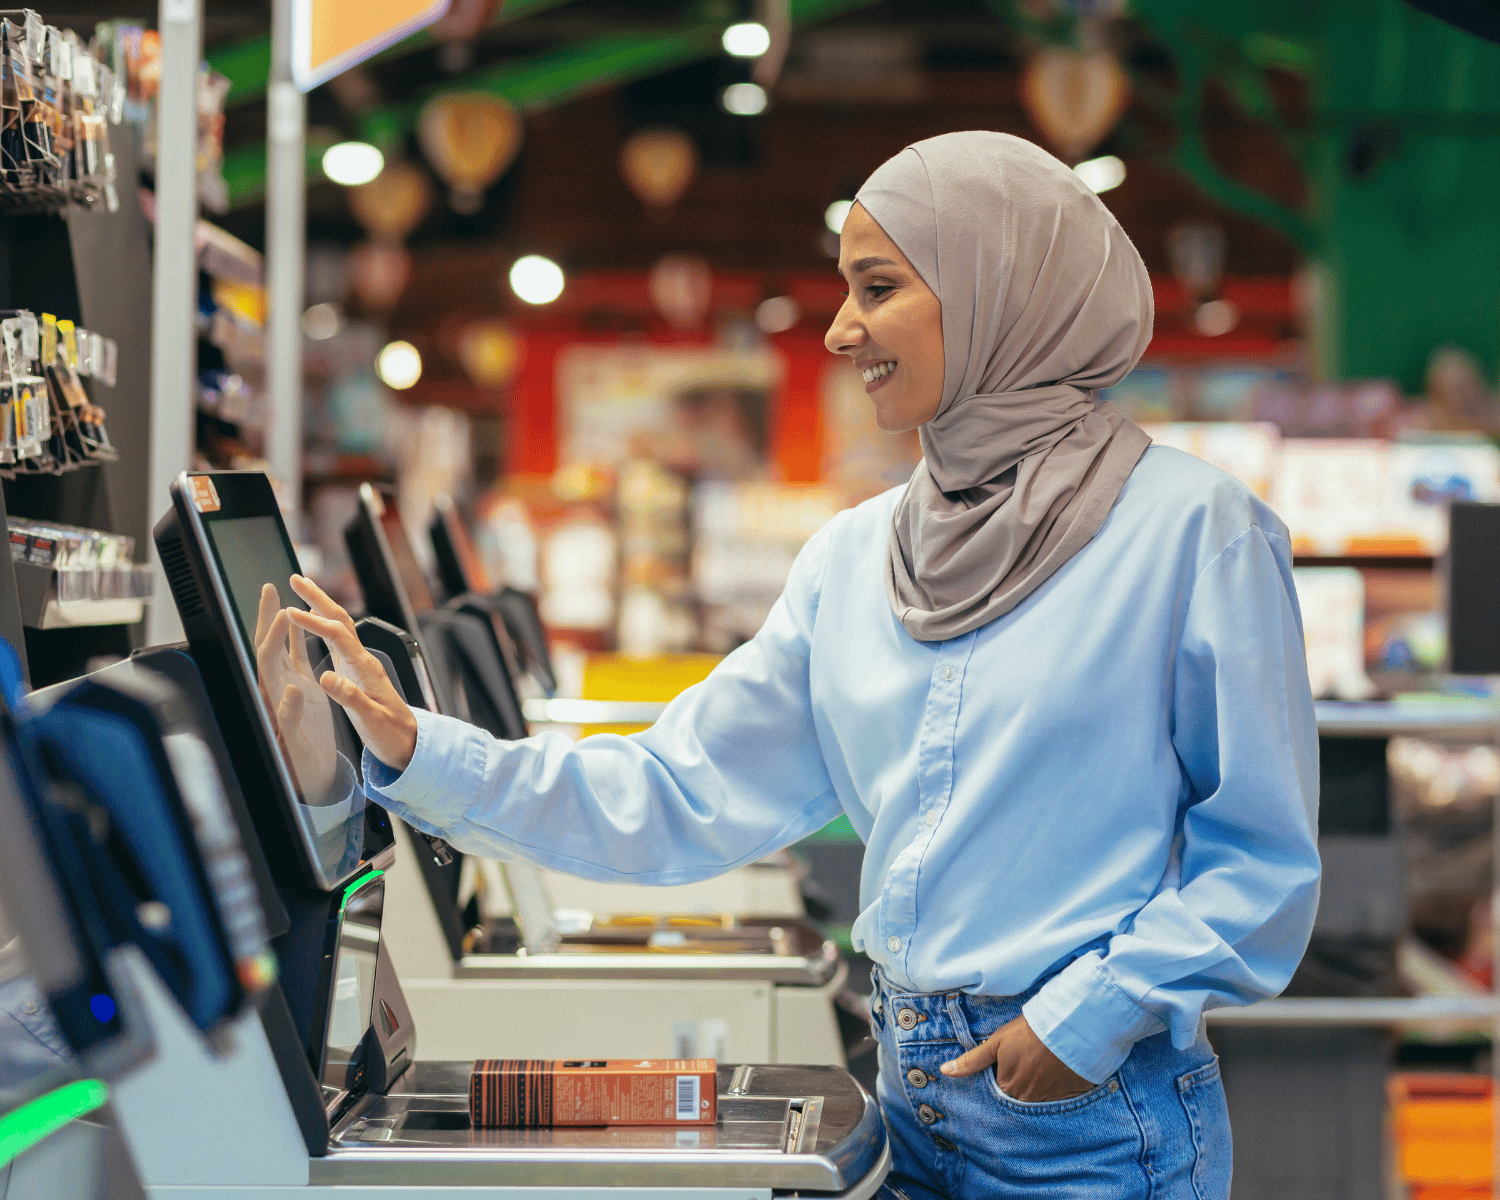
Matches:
[1021,951,1166,1084]
[361,707,490,834]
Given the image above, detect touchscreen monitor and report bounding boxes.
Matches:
[156,472,391,891]
[429,493,490,599]
[344,484,432,637]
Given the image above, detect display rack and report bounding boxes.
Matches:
[0,127,156,687]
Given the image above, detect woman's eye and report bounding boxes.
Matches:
[865,285,893,299]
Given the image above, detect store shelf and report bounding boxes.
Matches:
[523,698,669,725]
[12,560,151,629]
[1315,700,1500,739]
[1207,995,1500,1027]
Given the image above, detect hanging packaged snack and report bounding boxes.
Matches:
[0,12,123,211]
[0,313,46,470]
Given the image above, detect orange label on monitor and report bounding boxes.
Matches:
[188,475,221,514]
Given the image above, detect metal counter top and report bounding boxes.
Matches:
[458,918,843,986]
[317,1061,888,1194]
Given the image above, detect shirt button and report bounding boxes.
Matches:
[941,665,955,682]
[20,1001,36,1015]
[887,935,901,953]
[907,1068,929,1088]
[925,810,937,826]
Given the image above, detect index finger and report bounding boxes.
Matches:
[255,582,280,649]
[257,608,290,678]
[287,607,372,673]
[289,574,356,635]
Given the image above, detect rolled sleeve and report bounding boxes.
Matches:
[1022,951,1166,1083]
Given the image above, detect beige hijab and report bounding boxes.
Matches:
[856,132,1154,643]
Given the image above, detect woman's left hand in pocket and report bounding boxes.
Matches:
[939,1013,1095,1102]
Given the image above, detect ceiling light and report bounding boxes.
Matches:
[1073,155,1126,194]
[824,199,853,234]
[755,296,800,334]
[301,302,341,341]
[376,340,422,389]
[721,82,768,116]
[509,254,565,305]
[321,141,384,187]
[722,21,771,58]
[1193,299,1240,337]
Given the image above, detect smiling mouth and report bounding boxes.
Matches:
[862,360,897,393]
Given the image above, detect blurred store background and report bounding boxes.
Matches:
[17,0,1500,1192]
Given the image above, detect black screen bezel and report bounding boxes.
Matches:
[166,472,388,893]
[346,485,428,637]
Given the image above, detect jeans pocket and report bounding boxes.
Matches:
[986,1069,1118,1115]
[1178,1058,1232,1200]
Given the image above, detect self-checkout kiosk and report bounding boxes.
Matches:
[428,493,557,698]
[0,661,152,1200]
[124,468,888,1197]
[0,640,280,1200]
[339,484,849,1065]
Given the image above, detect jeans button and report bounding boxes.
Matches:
[932,1135,956,1151]
[896,1008,920,1030]
[917,1103,939,1124]
[907,1068,928,1088]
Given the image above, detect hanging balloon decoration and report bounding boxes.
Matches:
[418,93,523,215]
[619,129,698,219]
[346,159,433,242]
[346,242,413,311]
[456,319,522,387]
[1019,48,1130,161]
[648,254,714,330]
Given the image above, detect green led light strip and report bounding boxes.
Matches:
[340,869,385,914]
[0,1079,110,1168]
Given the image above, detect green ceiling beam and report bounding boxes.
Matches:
[207,0,578,108]
[223,131,339,208]
[223,0,882,208]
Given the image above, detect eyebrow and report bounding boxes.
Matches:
[838,255,899,279]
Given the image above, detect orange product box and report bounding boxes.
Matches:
[470,1059,717,1127]
[1389,1073,1492,1188]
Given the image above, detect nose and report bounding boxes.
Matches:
[824,294,865,356]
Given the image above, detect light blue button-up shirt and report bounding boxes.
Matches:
[366,445,1321,1083]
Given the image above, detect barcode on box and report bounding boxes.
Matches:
[676,1074,699,1121]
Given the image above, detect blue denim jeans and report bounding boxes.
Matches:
[870,969,1232,1200]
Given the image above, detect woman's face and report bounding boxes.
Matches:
[825,202,944,433]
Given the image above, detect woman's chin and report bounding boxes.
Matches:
[873,404,923,435]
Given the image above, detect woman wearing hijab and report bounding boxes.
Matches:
[289,131,1319,1198]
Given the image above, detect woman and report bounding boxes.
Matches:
[289,131,1320,1199]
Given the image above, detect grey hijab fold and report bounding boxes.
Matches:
[855,132,1154,643]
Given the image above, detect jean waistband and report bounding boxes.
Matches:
[869,941,1104,1018]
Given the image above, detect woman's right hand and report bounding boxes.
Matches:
[284,573,420,772]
